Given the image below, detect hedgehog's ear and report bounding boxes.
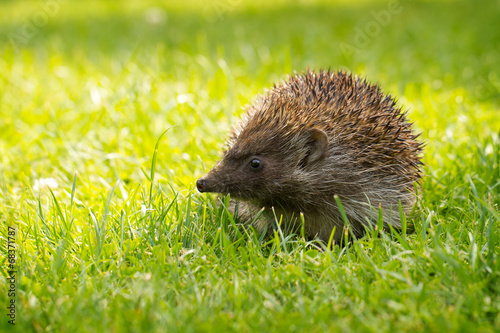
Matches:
[301,128,328,167]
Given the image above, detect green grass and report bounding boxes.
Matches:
[0,0,499,331]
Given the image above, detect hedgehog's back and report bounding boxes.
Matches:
[236,70,423,183]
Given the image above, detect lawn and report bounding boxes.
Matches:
[0,0,499,332]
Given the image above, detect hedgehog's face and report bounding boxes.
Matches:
[196,151,285,202]
[196,128,329,205]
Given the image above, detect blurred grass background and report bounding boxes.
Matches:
[0,0,499,332]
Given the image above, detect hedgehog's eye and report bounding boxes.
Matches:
[248,158,262,170]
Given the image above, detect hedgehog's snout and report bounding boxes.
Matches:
[197,176,218,193]
[196,172,220,193]
[196,178,207,192]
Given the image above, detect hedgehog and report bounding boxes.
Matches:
[197,69,423,243]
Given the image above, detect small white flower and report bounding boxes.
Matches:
[176,94,188,104]
[33,178,59,192]
[90,87,102,106]
[144,7,167,26]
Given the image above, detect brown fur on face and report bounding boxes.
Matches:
[197,70,423,243]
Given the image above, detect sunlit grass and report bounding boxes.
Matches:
[0,0,499,332]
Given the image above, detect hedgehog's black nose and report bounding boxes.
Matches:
[196,178,207,192]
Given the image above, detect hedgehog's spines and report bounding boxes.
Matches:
[200,69,423,243]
